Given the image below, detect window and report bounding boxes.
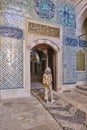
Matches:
[76,49,85,71]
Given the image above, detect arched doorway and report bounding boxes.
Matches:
[76,7,87,37]
[24,38,62,94]
[31,44,57,90]
[81,17,87,40]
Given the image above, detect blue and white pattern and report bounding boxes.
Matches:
[0,37,23,90]
[62,43,87,84]
[62,46,77,84]
[66,37,78,46]
[0,12,24,90]
[63,26,87,84]
[0,26,23,39]
[2,0,30,15]
[33,0,55,19]
[58,4,76,27]
[64,37,87,47]
[79,40,87,47]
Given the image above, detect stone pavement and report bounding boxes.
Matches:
[32,89,87,130]
[0,88,87,130]
[0,94,61,130]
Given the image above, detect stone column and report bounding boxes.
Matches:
[43,49,48,67]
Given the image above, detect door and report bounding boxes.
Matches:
[48,48,56,90]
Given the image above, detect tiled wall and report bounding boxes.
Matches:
[0,36,23,89]
[63,26,87,85]
[0,0,87,89]
[0,11,25,89]
[1,0,76,27]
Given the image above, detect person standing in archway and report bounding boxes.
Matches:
[43,67,54,103]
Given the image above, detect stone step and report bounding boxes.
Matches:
[75,85,87,96]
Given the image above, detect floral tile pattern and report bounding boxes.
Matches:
[33,0,55,19]
[58,4,76,27]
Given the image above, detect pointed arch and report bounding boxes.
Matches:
[29,39,60,52]
[76,5,87,36]
[24,38,62,93]
[76,49,85,71]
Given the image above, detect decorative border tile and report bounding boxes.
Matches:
[79,40,87,47]
[0,26,23,39]
[63,82,76,85]
[66,37,78,46]
[65,37,87,47]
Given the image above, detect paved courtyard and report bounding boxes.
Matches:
[0,94,61,130]
[0,88,87,130]
[32,89,87,130]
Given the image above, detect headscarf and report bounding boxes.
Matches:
[45,67,51,74]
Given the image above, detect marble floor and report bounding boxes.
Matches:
[0,84,87,130]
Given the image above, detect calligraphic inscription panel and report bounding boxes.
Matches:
[28,22,60,38]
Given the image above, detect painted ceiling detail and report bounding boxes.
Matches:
[58,4,76,27]
[33,0,55,19]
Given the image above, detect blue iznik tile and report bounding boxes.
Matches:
[66,37,78,46]
[0,37,23,89]
[79,40,87,47]
[58,3,76,27]
[33,0,55,19]
[0,26,23,39]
